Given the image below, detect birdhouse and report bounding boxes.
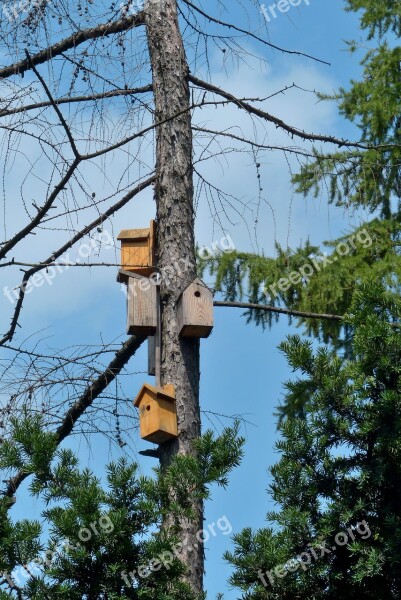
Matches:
[117,219,156,280]
[134,383,178,444]
[126,273,157,335]
[176,278,214,338]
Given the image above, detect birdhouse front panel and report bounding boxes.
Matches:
[118,220,156,278]
[122,236,149,270]
[127,277,157,336]
[177,278,214,338]
[134,384,178,444]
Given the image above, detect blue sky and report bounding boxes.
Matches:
[0,1,370,598]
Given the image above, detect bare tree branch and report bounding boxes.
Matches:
[0,13,145,80]
[193,126,317,157]
[214,300,401,328]
[214,300,343,321]
[190,75,401,150]
[0,85,153,118]
[26,50,81,159]
[0,158,80,261]
[4,334,145,499]
[0,175,155,346]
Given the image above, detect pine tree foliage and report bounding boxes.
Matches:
[225,283,401,599]
[201,219,401,344]
[0,416,244,599]
[293,0,401,218]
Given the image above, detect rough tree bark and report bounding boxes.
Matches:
[144,0,203,595]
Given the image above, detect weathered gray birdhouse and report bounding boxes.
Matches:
[176,278,214,338]
[126,273,157,336]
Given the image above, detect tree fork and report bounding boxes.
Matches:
[144,0,203,595]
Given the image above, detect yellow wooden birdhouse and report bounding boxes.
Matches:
[117,220,156,280]
[177,278,214,338]
[134,383,178,444]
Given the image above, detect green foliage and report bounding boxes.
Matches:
[152,422,244,519]
[0,412,58,479]
[293,1,401,217]
[0,418,243,599]
[225,283,401,599]
[345,0,401,38]
[201,219,401,346]
[292,145,401,217]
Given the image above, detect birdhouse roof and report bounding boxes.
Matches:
[182,277,213,296]
[134,383,175,407]
[118,228,150,241]
[116,269,149,284]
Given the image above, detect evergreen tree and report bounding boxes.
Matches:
[213,3,401,598]
[225,283,401,599]
[293,0,401,218]
[201,219,401,345]
[0,416,243,599]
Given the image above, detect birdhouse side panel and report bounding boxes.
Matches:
[118,221,156,278]
[157,397,178,438]
[150,219,157,268]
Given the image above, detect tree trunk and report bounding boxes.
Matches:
[144,0,203,595]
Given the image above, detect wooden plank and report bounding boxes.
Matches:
[150,219,157,268]
[118,228,150,240]
[148,335,156,376]
[121,239,149,271]
[155,285,161,387]
[127,279,157,335]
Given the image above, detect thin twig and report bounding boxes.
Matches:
[25,50,80,158]
[181,0,330,65]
